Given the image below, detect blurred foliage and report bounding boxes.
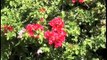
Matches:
[1,0,106,60]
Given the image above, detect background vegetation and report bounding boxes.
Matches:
[1,0,106,60]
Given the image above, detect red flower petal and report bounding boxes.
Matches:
[26,23,44,38]
[3,25,14,32]
[78,0,84,3]
[28,30,34,37]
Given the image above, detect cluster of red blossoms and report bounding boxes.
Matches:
[2,25,14,33]
[44,17,67,48]
[72,0,84,4]
[2,17,67,48]
[25,24,44,38]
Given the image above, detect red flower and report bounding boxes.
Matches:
[54,41,62,48]
[45,31,65,48]
[26,23,44,37]
[45,31,54,45]
[26,24,34,31]
[49,17,64,28]
[44,17,67,48]
[72,0,84,4]
[3,25,14,32]
[45,30,66,48]
[28,30,35,37]
[44,30,51,39]
[33,24,44,30]
[78,0,84,3]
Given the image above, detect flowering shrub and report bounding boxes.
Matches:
[45,17,67,48]
[1,0,106,60]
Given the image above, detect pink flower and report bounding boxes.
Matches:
[40,18,44,22]
[72,0,84,4]
[72,0,76,4]
[17,28,26,38]
[78,0,84,3]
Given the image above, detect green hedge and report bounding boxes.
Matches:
[1,0,106,60]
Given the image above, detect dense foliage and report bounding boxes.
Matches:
[1,0,106,60]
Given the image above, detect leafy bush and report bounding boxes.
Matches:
[1,0,106,60]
